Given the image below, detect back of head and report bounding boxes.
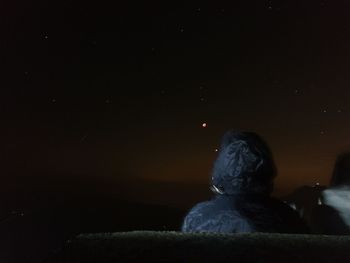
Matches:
[330,153,350,187]
[211,130,276,195]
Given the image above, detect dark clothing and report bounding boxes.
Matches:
[311,203,350,235]
[182,131,308,234]
[284,185,326,226]
[308,153,350,235]
[182,194,309,234]
[310,186,350,235]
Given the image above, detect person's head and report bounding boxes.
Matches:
[210,130,276,195]
[330,153,350,187]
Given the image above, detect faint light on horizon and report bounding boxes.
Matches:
[202,122,207,128]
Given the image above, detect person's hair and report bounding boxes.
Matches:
[211,130,276,195]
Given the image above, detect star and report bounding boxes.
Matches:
[202,122,207,128]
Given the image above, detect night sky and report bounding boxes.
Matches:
[2,0,350,209]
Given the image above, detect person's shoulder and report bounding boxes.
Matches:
[186,195,235,215]
[322,186,350,212]
[322,185,350,198]
[181,197,253,233]
[182,200,213,232]
[185,200,214,217]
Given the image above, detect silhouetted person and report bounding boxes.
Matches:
[311,153,350,234]
[182,131,308,234]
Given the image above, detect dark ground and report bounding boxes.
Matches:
[47,231,350,263]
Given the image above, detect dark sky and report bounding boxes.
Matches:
[2,0,350,207]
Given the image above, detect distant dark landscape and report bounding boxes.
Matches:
[0,175,213,263]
